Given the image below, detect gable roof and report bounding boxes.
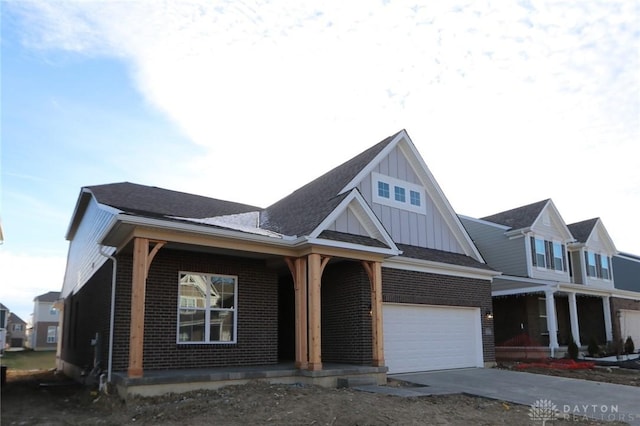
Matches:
[87,182,261,219]
[260,132,399,236]
[480,199,550,230]
[8,312,26,325]
[34,291,61,303]
[567,218,599,243]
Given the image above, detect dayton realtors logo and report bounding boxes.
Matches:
[529,398,637,424]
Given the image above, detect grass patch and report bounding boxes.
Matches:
[0,350,56,370]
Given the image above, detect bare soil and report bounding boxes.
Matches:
[1,368,632,425]
[500,361,640,387]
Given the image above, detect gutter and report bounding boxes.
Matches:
[98,245,117,388]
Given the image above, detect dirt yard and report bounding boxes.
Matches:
[2,367,634,426]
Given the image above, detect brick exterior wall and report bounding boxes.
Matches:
[321,262,372,365]
[610,297,640,342]
[381,268,496,363]
[60,249,279,373]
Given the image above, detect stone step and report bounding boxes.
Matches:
[337,376,378,388]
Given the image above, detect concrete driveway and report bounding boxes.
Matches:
[391,368,640,425]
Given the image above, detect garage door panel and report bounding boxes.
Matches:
[383,303,483,374]
[620,310,640,348]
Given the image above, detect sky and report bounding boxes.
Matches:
[1,0,638,323]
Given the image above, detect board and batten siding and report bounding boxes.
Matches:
[62,197,116,298]
[351,145,462,253]
[460,217,528,277]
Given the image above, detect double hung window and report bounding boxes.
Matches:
[178,273,237,343]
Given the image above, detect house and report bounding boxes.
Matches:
[27,291,61,351]
[58,130,498,396]
[6,312,27,348]
[611,252,640,346]
[0,303,7,352]
[613,252,640,292]
[460,201,640,360]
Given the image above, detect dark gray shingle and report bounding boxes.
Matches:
[87,182,261,219]
[480,199,549,230]
[396,244,494,270]
[260,132,401,236]
[567,218,598,243]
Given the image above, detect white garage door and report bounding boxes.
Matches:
[620,310,640,348]
[383,303,484,374]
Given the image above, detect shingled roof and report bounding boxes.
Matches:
[396,244,493,270]
[34,291,60,303]
[87,182,261,219]
[260,131,400,236]
[480,199,550,230]
[567,218,599,243]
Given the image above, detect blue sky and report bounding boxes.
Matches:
[1,1,639,322]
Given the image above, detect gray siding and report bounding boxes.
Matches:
[328,208,369,236]
[62,197,116,297]
[612,255,640,292]
[460,217,528,276]
[357,146,462,253]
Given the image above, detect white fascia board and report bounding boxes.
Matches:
[396,139,485,263]
[103,213,303,248]
[558,283,640,300]
[458,214,511,231]
[383,256,499,281]
[338,130,406,194]
[492,285,554,297]
[532,200,574,242]
[588,219,618,254]
[308,189,398,252]
[65,191,122,240]
[305,237,400,256]
[494,275,559,286]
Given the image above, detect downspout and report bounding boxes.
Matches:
[99,246,117,387]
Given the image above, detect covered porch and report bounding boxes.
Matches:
[491,276,614,360]
[116,234,392,393]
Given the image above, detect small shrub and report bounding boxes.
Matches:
[624,337,635,354]
[568,340,579,360]
[587,336,600,357]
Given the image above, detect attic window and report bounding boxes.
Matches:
[377,181,390,198]
[371,172,426,214]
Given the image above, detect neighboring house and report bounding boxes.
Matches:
[613,252,640,292]
[0,303,8,352]
[6,312,27,348]
[59,129,498,395]
[27,291,61,351]
[461,201,640,360]
[611,252,640,346]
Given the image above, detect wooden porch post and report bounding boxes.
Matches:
[307,253,330,371]
[128,237,165,378]
[285,257,308,370]
[362,261,385,367]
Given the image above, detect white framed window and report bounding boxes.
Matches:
[177,272,237,344]
[585,251,597,277]
[14,324,23,332]
[552,242,564,271]
[371,172,426,214]
[534,238,546,268]
[47,326,57,343]
[600,255,610,280]
[410,190,421,206]
[377,181,390,199]
[49,306,57,315]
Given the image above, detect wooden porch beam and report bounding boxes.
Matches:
[128,238,166,378]
[307,254,330,371]
[362,260,385,367]
[285,257,308,370]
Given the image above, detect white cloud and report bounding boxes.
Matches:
[0,251,67,323]
[6,0,639,251]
